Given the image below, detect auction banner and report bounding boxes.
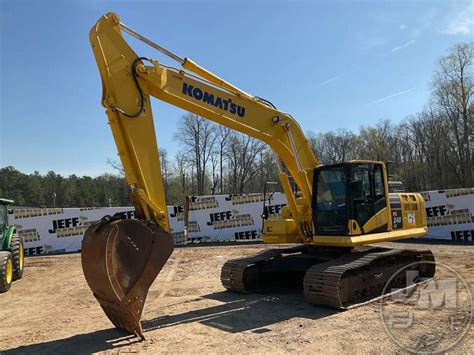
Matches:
[8,193,287,255]
[422,188,474,242]
[7,189,473,255]
[8,207,136,256]
[168,193,287,245]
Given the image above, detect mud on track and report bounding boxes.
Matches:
[0,242,472,354]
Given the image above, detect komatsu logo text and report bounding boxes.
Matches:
[182,82,246,118]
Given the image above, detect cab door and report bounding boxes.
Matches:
[312,165,349,235]
[349,163,388,234]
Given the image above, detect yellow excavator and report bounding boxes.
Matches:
[82,12,435,339]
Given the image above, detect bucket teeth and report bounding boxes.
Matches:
[81,219,174,339]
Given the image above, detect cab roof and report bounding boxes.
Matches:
[0,198,14,205]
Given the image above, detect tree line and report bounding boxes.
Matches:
[0,169,130,208]
[1,42,472,208]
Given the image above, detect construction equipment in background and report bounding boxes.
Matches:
[82,12,435,339]
[0,198,25,293]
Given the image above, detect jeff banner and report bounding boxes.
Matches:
[8,193,287,256]
[421,188,474,242]
[7,189,474,256]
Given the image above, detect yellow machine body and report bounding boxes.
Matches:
[263,190,428,246]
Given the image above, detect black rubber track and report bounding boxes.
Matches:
[303,247,435,309]
[221,249,285,292]
[221,246,436,310]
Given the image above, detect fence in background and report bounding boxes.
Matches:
[7,189,473,256]
[421,188,473,241]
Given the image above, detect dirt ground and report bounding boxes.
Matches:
[0,241,472,354]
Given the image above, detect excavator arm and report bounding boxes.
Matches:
[89,12,317,237]
[82,12,317,338]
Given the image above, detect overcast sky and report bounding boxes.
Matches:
[1,0,472,176]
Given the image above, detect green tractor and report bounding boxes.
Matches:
[0,198,24,293]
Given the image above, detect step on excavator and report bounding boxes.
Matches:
[82,12,435,339]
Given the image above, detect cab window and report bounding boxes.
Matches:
[351,165,372,227]
[374,165,384,197]
[0,206,7,233]
[373,165,386,213]
[352,165,371,198]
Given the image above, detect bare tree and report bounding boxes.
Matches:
[226,133,265,194]
[356,120,396,162]
[216,126,231,193]
[210,147,219,195]
[306,129,358,164]
[175,113,217,195]
[324,129,358,163]
[159,148,170,201]
[255,148,280,192]
[173,152,189,195]
[306,131,329,164]
[431,42,473,187]
[106,158,125,176]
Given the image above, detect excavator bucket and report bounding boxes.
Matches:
[81,217,174,339]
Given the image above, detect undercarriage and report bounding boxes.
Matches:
[221,245,435,309]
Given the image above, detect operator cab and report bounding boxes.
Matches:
[312,162,388,236]
[0,198,13,236]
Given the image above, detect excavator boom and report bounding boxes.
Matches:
[84,12,317,338]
